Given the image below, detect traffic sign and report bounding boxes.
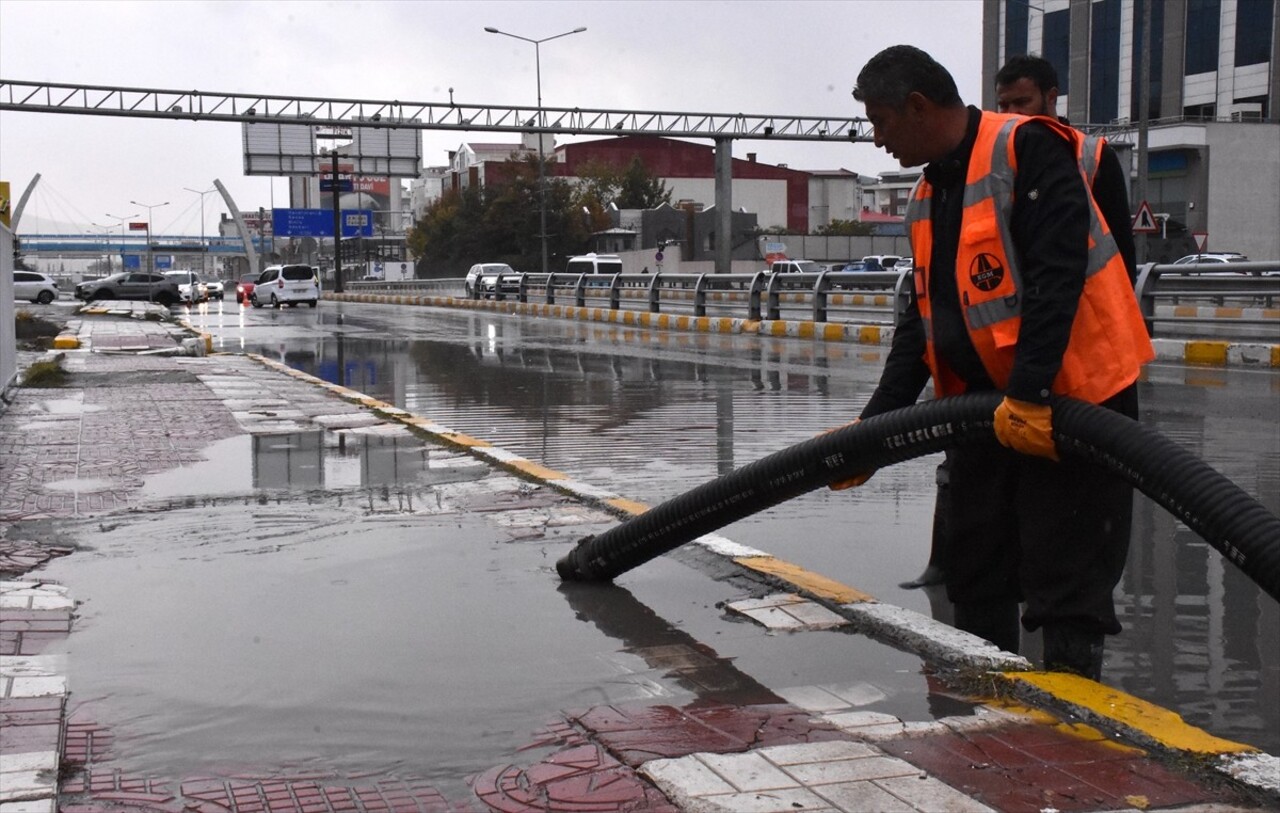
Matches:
[320,177,354,192]
[1193,232,1208,252]
[129,221,149,231]
[1132,200,1158,234]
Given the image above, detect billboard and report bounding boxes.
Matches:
[242,119,421,178]
[272,208,375,238]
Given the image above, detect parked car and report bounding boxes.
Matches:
[205,279,225,300]
[164,270,208,304]
[250,264,321,309]
[235,274,257,304]
[12,270,60,304]
[565,254,623,276]
[859,254,904,272]
[74,271,181,306]
[465,263,516,298]
[767,260,822,274]
[1172,252,1249,265]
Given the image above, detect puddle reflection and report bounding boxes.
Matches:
[143,432,486,498]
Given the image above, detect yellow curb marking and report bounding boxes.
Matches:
[734,556,876,604]
[821,323,844,342]
[1273,345,1280,367]
[434,431,493,448]
[507,459,570,481]
[605,498,651,516]
[1004,672,1258,755]
[858,325,883,344]
[53,335,80,349]
[1185,340,1228,366]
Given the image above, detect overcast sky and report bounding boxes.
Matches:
[0,0,982,237]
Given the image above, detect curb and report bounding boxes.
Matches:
[325,291,1280,366]
[247,353,1279,801]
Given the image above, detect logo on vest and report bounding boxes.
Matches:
[969,253,1005,291]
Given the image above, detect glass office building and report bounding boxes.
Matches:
[981,0,1279,261]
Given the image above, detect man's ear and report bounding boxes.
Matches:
[1046,87,1060,116]
[905,91,931,119]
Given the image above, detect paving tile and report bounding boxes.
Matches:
[871,774,997,812]
[783,755,923,786]
[777,685,854,713]
[686,787,838,812]
[760,740,881,766]
[697,751,799,791]
[0,750,57,772]
[809,779,919,812]
[640,755,738,796]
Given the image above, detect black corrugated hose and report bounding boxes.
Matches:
[555,393,1280,603]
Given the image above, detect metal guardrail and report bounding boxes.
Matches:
[347,261,1280,340]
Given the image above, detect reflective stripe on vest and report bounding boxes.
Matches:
[903,111,1153,403]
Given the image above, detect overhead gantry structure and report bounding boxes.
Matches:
[0,79,878,272]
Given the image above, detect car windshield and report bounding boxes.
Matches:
[794,261,821,273]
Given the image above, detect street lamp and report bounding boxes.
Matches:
[130,199,170,274]
[484,25,587,274]
[104,212,139,275]
[184,186,216,277]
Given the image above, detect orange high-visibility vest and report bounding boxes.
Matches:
[904,111,1153,404]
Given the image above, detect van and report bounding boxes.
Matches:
[768,259,822,274]
[565,254,623,276]
[251,264,321,309]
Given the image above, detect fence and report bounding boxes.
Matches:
[348,261,1280,341]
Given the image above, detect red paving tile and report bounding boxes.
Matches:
[880,725,1236,813]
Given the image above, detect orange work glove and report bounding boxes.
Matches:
[993,397,1059,461]
[818,418,876,489]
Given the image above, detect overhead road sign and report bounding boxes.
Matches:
[320,176,354,192]
[273,207,373,237]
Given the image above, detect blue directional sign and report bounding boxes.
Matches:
[272,208,374,238]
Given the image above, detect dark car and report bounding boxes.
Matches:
[74,271,181,306]
[235,274,257,304]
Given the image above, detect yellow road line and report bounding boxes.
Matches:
[1005,672,1258,755]
[734,556,876,604]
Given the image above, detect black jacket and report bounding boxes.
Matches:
[861,106,1092,418]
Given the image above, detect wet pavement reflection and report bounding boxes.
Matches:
[180,300,1280,755]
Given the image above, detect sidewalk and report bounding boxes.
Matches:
[2,305,1276,813]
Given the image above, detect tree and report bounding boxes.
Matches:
[615,156,672,210]
[815,218,877,236]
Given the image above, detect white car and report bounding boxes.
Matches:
[204,279,225,300]
[465,263,516,298]
[1172,252,1248,265]
[164,270,208,304]
[251,264,321,309]
[12,270,60,304]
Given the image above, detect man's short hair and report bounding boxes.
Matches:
[995,54,1059,94]
[853,45,962,109]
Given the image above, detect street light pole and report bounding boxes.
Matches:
[103,212,139,274]
[130,199,170,274]
[484,25,587,274]
[184,186,216,277]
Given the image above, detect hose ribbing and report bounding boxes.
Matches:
[555,393,1280,603]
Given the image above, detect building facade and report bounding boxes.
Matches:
[983,0,1280,260]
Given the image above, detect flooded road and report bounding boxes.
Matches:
[46,299,1280,771]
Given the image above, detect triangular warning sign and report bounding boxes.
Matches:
[1132,200,1158,233]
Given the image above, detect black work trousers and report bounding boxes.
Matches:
[942,384,1139,637]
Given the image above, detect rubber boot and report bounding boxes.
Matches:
[953,600,1021,654]
[900,460,950,590]
[1042,623,1105,681]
